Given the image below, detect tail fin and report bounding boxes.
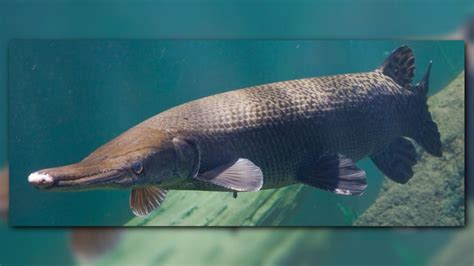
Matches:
[412,61,443,157]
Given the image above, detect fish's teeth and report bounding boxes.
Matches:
[28,172,54,186]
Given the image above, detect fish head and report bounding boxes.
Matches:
[28,126,199,191]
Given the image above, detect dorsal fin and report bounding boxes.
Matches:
[416,60,432,96]
[378,45,415,88]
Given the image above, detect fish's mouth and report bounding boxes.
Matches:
[28,164,134,191]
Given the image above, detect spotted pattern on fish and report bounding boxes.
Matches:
[138,70,418,191]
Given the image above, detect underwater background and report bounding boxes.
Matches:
[8,40,464,226]
[0,0,472,265]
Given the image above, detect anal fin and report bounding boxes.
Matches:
[370,137,417,184]
[130,186,168,217]
[298,154,367,196]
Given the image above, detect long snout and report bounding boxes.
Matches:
[28,171,54,188]
[28,161,133,191]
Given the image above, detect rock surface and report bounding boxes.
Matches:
[354,72,465,226]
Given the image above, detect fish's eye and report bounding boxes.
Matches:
[132,161,144,175]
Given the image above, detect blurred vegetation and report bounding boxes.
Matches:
[431,204,474,265]
[98,229,331,265]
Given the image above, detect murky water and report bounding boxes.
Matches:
[7,40,464,226]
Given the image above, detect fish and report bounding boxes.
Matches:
[0,164,8,220]
[28,45,442,217]
[69,228,122,263]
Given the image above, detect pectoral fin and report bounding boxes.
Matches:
[370,137,417,184]
[195,158,263,192]
[130,186,168,217]
[298,154,367,195]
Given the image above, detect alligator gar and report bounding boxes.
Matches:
[28,45,442,217]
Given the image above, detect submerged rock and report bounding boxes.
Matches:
[355,72,465,226]
[126,184,306,226]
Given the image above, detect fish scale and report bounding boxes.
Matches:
[143,71,413,191]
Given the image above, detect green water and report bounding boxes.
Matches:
[8,40,464,226]
[0,1,471,265]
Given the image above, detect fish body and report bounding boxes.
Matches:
[147,71,415,191]
[29,45,442,216]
